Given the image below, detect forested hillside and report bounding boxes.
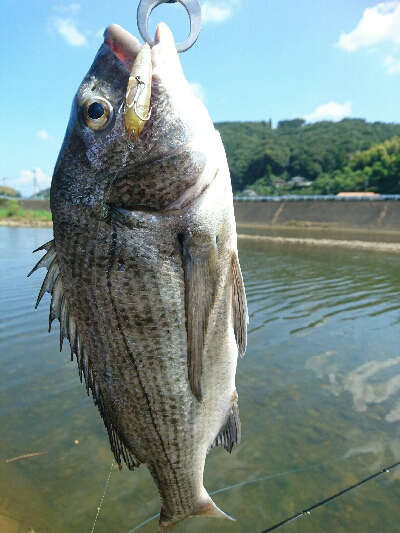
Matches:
[12,119,400,199]
[215,119,400,194]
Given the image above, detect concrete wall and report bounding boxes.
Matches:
[18,199,51,211]
[233,200,400,232]
[10,198,400,232]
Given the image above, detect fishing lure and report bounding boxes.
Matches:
[123,43,152,141]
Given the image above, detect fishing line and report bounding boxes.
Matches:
[91,460,115,533]
[126,437,400,532]
[210,435,400,496]
[259,459,400,533]
[127,513,160,532]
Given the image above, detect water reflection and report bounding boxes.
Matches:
[1,228,400,533]
[307,352,400,414]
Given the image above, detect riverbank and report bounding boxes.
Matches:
[2,219,400,254]
[0,200,52,227]
[234,199,400,232]
[2,198,400,250]
[0,219,53,228]
[6,197,400,231]
[238,233,400,253]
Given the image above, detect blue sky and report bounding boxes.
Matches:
[2,0,400,197]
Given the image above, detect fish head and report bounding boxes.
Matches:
[51,23,218,219]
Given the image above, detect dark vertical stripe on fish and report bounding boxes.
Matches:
[106,222,186,514]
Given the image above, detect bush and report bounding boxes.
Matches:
[6,200,22,217]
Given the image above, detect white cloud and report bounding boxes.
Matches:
[10,168,52,198]
[36,129,59,146]
[336,1,400,51]
[37,129,50,141]
[383,54,400,73]
[189,82,206,102]
[201,0,240,23]
[303,101,352,122]
[53,16,87,46]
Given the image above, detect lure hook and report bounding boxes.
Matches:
[137,0,202,53]
[131,76,152,121]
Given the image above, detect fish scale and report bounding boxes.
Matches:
[30,22,247,532]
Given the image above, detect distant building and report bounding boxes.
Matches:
[241,189,258,197]
[272,179,287,188]
[287,176,313,187]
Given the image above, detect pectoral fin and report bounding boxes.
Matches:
[180,233,218,402]
[231,252,248,356]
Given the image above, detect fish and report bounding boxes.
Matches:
[29,22,248,532]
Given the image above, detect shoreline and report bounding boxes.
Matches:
[2,219,400,253]
[238,233,400,253]
[0,219,53,228]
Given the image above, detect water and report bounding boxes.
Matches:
[1,226,400,533]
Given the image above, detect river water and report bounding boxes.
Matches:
[1,226,400,533]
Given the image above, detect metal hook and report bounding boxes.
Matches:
[132,76,152,121]
[137,0,202,53]
[123,76,152,121]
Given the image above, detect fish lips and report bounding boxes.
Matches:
[104,22,185,77]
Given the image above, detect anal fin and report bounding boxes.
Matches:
[211,401,241,453]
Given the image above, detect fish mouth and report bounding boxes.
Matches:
[103,24,143,70]
[103,22,178,76]
[104,23,208,214]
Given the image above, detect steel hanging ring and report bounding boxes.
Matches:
[137,0,202,53]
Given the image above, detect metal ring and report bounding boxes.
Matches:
[137,0,202,53]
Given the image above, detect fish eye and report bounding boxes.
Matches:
[88,102,105,119]
[83,97,113,130]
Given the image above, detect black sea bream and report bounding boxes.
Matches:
[30,22,247,532]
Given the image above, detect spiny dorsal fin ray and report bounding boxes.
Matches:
[30,240,140,471]
[231,252,248,356]
[211,401,241,453]
[180,232,218,402]
[34,256,60,309]
[28,240,56,277]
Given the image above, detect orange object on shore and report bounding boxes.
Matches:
[336,192,379,196]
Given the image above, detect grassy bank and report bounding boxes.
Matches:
[0,200,52,227]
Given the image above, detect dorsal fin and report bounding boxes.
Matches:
[180,233,218,402]
[29,241,140,471]
[211,401,241,453]
[231,252,248,356]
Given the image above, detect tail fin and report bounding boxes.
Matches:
[158,488,235,532]
[194,488,236,521]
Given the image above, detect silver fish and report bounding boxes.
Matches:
[30,22,248,532]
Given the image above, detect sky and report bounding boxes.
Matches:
[1,0,400,197]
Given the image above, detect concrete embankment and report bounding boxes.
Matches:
[237,233,400,253]
[17,199,51,211]
[233,200,400,232]
[16,198,400,232]
[234,199,400,252]
[4,200,400,252]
